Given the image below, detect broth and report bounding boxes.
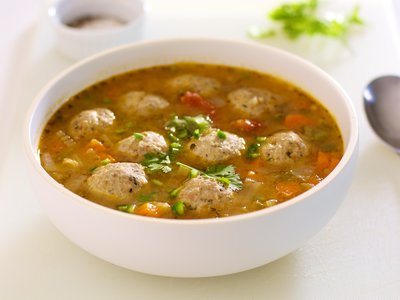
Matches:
[39,63,343,219]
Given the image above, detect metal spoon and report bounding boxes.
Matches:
[363,75,400,153]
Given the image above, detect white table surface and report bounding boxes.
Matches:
[1,0,400,299]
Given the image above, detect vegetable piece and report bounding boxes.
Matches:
[217,129,227,140]
[246,143,261,159]
[135,202,171,218]
[168,142,182,159]
[151,179,164,186]
[172,201,185,216]
[276,181,303,198]
[176,162,243,191]
[133,132,144,140]
[137,192,157,202]
[230,119,262,132]
[315,151,340,175]
[284,114,314,130]
[180,91,216,114]
[116,204,136,213]
[86,138,106,152]
[248,0,364,41]
[165,114,212,141]
[141,153,172,174]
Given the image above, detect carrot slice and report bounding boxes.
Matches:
[135,202,171,218]
[315,151,340,175]
[276,181,303,198]
[284,114,313,130]
[230,119,262,132]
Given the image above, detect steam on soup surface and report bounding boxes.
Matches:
[39,63,343,219]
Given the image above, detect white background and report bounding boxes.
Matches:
[1,0,400,298]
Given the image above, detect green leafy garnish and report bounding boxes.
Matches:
[141,153,172,174]
[246,143,261,159]
[100,158,112,166]
[133,132,144,140]
[217,129,227,140]
[204,165,243,191]
[248,0,363,41]
[116,204,135,213]
[137,192,157,202]
[172,201,185,216]
[176,162,243,191]
[165,115,212,141]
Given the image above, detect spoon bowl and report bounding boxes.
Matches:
[363,75,400,152]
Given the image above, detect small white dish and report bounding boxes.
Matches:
[48,0,145,60]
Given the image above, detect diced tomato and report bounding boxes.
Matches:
[230,119,262,132]
[180,91,216,114]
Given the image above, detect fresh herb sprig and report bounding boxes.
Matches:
[141,153,172,174]
[165,115,212,141]
[248,0,363,41]
[176,162,243,191]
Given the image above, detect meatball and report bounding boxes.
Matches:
[69,108,115,139]
[119,91,169,117]
[177,177,233,211]
[115,131,168,162]
[166,74,221,97]
[260,131,309,165]
[87,162,147,201]
[227,87,275,118]
[186,129,245,163]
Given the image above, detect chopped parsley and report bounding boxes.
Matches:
[172,201,185,216]
[141,153,172,174]
[217,129,227,140]
[248,0,364,41]
[133,132,144,140]
[246,143,262,159]
[176,162,243,191]
[137,192,157,202]
[116,204,135,213]
[165,115,212,141]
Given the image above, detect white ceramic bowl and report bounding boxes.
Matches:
[24,38,358,278]
[48,0,145,60]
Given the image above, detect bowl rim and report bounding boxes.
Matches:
[24,36,359,226]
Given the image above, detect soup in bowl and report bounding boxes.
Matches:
[24,38,358,277]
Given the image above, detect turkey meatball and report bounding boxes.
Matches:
[260,131,309,165]
[87,162,147,201]
[227,87,275,118]
[177,177,233,212]
[68,108,115,140]
[119,91,169,117]
[115,131,168,162]
[186,129,245,163]
[166,74,221,97]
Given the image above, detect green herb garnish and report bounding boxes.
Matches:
[137,192,157,202]
[246,143,261,159]
[248,0,363,41]
[116,204,135,213]
[172,201,185,216]
[176,162,243,191]
[100,158,112,166]
[134,132,144,140]
[165,115,212,141]
[141,153,172,174]
[217,129,227,140]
